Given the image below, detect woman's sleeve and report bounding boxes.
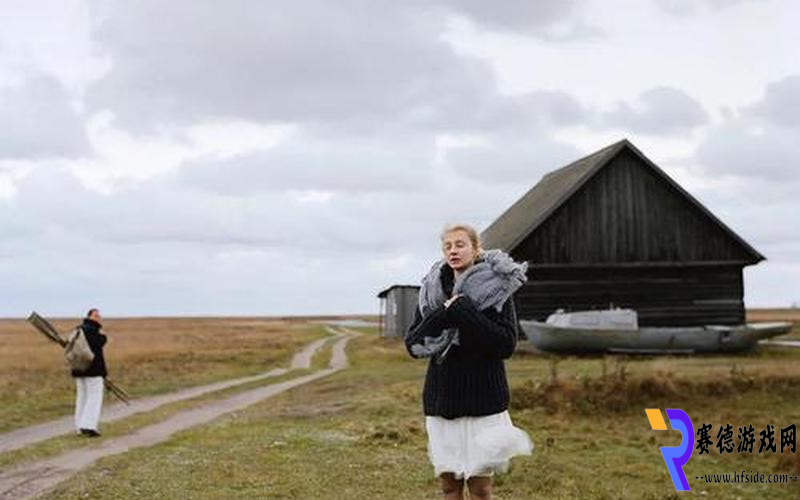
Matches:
[446,296,518,359]
[404,305,448,359]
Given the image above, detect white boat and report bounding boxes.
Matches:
[520,308,793,354]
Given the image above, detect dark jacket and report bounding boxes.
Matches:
[405,263,518,419]
[71,318,108,378]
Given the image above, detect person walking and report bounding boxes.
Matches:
[405,224,533,500]
[72,308,108,437]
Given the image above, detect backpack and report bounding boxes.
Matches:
[64,327,94,371]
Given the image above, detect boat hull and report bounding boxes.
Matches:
[520,321,793,354]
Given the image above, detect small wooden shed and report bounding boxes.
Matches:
[377,285,420,337]
[481,139,764,327]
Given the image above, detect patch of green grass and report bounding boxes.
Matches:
[40,334,800,499]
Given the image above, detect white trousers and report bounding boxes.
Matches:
[74,377,104,431]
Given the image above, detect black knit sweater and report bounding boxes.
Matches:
[71,318,108,378]
[405,264,518,419]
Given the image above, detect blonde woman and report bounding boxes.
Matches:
[406,224,532,500]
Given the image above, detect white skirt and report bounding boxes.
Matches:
[425,410,533,480]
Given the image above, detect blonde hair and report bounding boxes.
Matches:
[440,223,482,252]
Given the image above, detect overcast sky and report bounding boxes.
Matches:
[0,0,797,317]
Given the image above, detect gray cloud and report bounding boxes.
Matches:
[475,90,591,132]
[654,0,767,16]
[0,76,89,159]
[180,134,435,196]
[86,0,595,134]
[746,74,800,128]
[434,0,600,39]
[694,75,800,182]
[600,86,709,135]
[88,1,488,131]
[176,88,591,196]
[443,135,579,184]
[4,163,433,253]
[695,122,799,181]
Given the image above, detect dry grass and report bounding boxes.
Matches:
[511,357,800,415]
[0,317,327,432]
[746,308,800,322]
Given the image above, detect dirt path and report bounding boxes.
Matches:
[0,327,358,499]
[0,329,339,455]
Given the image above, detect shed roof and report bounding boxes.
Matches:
[377,284,420,299]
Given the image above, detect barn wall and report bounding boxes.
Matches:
[515,264,745,327]
[512,149,754,264]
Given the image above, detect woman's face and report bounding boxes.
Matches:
[441,230,479,272]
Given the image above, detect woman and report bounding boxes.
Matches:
[72,308,108,437]
[405,224,533,500]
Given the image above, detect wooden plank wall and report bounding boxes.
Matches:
[515,264,745,326]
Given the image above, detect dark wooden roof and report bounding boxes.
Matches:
[377,284,420,299]
[481,139,764,263]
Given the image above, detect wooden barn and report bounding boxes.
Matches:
[377,285,420,337]
[481,139,764,327]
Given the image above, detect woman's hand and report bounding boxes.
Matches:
[444,294,462,309]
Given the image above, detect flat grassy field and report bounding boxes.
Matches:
[38,312,800,499]
[0,317,329,433]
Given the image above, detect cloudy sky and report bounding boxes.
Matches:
[0,0,797,317]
